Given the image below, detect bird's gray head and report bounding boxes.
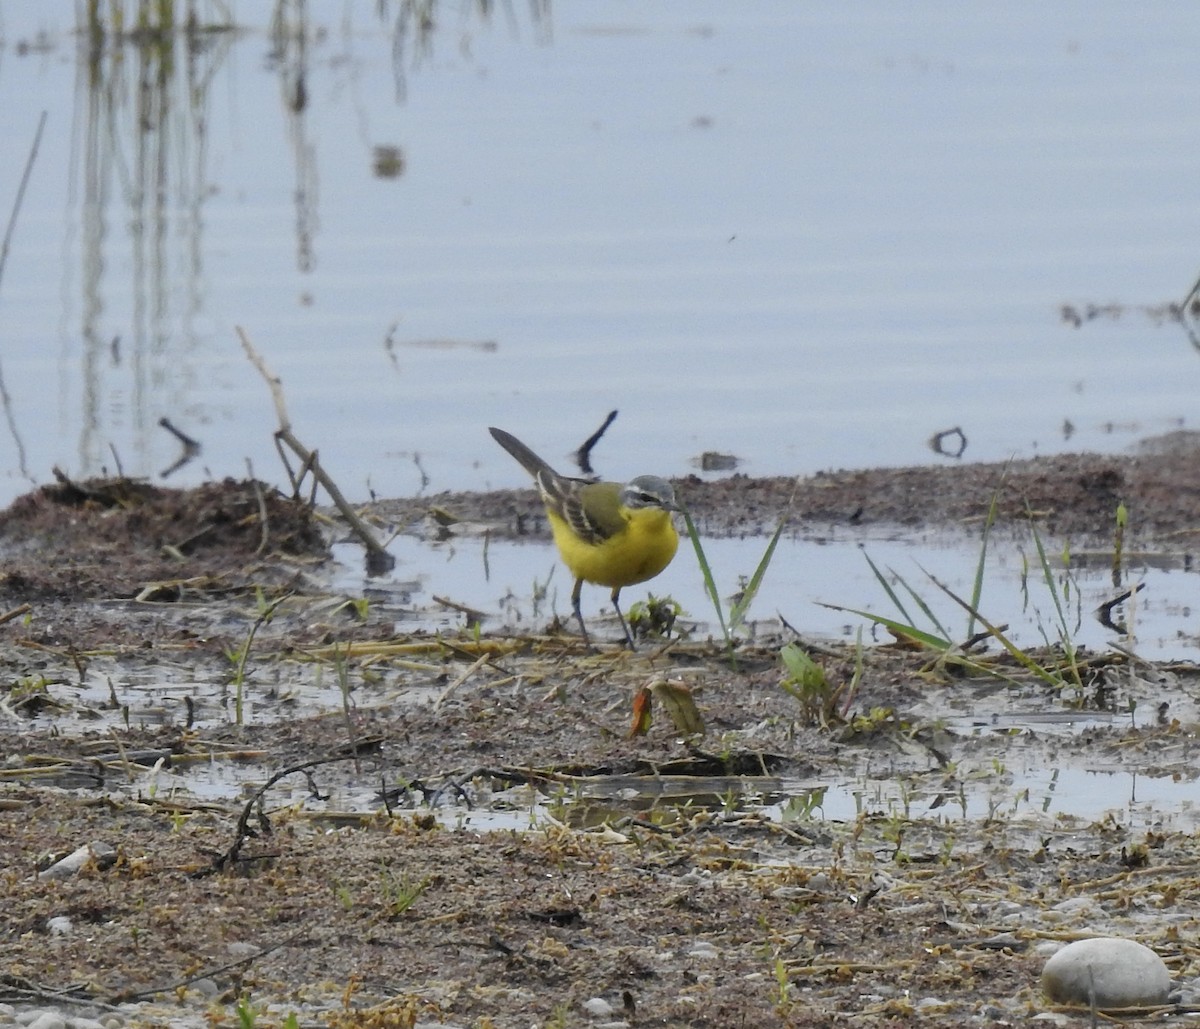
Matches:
[620,475,679,512]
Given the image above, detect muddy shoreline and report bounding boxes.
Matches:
[376,433,1200,544]
[3,444,1200,1027]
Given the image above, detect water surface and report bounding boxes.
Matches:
[1,2,1199,507]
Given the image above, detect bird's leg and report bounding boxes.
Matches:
[611,587,637,651]
[571,577,594,650]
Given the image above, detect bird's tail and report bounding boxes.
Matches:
[489,427,560,482]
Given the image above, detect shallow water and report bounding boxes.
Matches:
[2,3,1200,508]
[83,723,1200,836]
[346,529,1198,662]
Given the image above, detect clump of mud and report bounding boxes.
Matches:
[0,475,328,601]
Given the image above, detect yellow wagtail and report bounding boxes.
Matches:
[489,426,680,649]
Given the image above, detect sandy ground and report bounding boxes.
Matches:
[3,441,1200,1027]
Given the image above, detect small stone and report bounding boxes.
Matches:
[582,997,614,1016]
[1174,978,1200,1006]
[1042,937,1170,1009]
[226,942,259,957]
[37,842,117,882]
[991,900,1024,919]
[975,931,1022,951]
[22,1014,67,1029]
[688,942,719,960]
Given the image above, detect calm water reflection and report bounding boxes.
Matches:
[1,2,1199,509]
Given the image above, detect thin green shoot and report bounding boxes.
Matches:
[333,644,360,773]
[779,632,862,726]
[729,514,788,631]
[378,865,431,917]
[780,641,832,724]
[858,468,1008,648]
[773,955,792,1014]
[861,551,954,644]
[680,501,732,654]
[920,567,1073,689]
[228,589,289,726]
[1024,509,1084,690]
[967,474,1007,641]
[235,995,260,1029]
[825,580,1059,690]
[680,479,795,664]
[847,625,865,712]
[1112,500,1128,587]
[818,600,952,652]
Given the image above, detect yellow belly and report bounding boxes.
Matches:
[547,507,679,589]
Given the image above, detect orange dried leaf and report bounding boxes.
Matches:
[628,686,653,737]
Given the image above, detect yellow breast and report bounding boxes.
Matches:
[547,506,679,589]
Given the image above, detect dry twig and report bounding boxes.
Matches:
[237,326,394,573]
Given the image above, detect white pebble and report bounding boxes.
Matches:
[1042,937,1170,1009]
[582,998,613,1017]
[21,1014,67,1029]
[688,942,719,960]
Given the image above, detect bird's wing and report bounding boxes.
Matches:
[538,475,626,544]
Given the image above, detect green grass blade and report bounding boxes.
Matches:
[862,549,916,625]
[862,550,952,643]
[680,502,731,650]
[967,472,1007,640]
[920,568,1064,687]
[729,514,787,629]
[817,602,953,651]
[891,566,954,642]
[1025,511,1083,689]
[1029,516,1070,638]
